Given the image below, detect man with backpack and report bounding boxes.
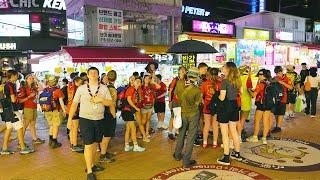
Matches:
[99,70,117,163]
[271,66,293,133]
[40,76,66,148]
[168,66,187,140]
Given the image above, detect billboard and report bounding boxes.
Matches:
[0,14,30,37]
[243,28,270,41]
[192,20,234,36]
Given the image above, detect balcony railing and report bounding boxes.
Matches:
[306,32,320,44]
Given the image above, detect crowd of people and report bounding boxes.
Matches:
[0,61,319,180]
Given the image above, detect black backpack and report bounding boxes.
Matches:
[262,82,284,108]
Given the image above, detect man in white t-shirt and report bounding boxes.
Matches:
[68,67,114,180]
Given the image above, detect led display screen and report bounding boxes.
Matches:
[0,14,30,37]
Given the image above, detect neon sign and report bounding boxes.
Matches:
[182,5,210,17]
[192,20,234,36]
[0,0,66,10]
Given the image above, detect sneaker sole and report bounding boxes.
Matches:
[217,160,231,165]
[230,156,243,161]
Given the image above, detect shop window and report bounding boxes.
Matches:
[293,20,298,29]
[279,18,285,28]
[49,16,67,38]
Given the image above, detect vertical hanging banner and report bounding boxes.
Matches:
[181,54,197,69]
[97,8,123,46]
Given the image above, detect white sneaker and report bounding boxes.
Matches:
[133,145,145,152]
[143,138,150,143]
[246,136,259,143]
[310,115,316,118]
[124,145,133,152]
[289,113,295,118]
[262,137,267,145]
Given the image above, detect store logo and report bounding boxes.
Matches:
[43,0,66,10]
[0,0,65,10]
[182,5,210,17]
[150,164,270,180]
[0,43,16,50]
[241,137,320,172]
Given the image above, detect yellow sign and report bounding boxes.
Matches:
[105,66,112,72]
[54,67,63,74]
[67,67,75,73]
[244,29,270,41]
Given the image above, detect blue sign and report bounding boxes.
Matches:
[182,5,210,17]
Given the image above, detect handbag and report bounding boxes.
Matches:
[295,95,307,113]
[304,77,311,92]
[172,107,182,129]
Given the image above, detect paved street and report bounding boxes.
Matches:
[0,103,320,180]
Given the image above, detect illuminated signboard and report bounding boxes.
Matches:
[182,5,210,17]
[275,31,293,41]
[0,0,66,10]
[0,43,16,50]
[192,20,234,36]
[0,14,30,37]
[243,28,270,40]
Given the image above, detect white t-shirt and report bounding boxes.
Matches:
[73,84,112,120]
[305,76,320,88]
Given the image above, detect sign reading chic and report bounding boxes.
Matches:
[192,20,234,36]
[182,5,210,17]
[0,0,66,10]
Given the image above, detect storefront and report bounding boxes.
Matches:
[179,20,236,67]
[0,0,67,76]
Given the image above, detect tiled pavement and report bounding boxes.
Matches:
[0,104,320,180]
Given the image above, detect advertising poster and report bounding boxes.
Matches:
[192,20,234,36]
[273,44,288,66]
[236,40,266,66]
[265,42,274,65]
[97,8,123,46]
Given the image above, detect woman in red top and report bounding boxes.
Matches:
[141,74,160,142]
[19,74,44,144]
[201,68,221,148]
[247,69,272,145]
[121,78,145,152]
[66,77,84,152]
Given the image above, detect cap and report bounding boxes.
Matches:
[188,67,200,78]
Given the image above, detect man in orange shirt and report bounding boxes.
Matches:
[43,76,66,148]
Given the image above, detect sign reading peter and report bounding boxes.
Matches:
[97,7,123,46]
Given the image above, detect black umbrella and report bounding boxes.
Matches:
[167,40,218,54]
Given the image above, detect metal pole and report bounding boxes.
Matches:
[279,0,281,12]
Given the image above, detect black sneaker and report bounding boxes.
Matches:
[87,173,96,180]
[105,152,116,159]
[71,145,84,153]
[183,160,197,168]
[168,134,176,141]
[99,154,115,163]
[271,127,282,133]
[51,141,62,149]
[85,165,105,173]
[197,134,203,140]
[230,151,243,161]
[217,155,231,165]
[194,139,201,147]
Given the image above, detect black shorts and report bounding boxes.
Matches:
[121,110,135,121]
[273,103,286,116]
[255,102,272,111]
[287,91,297,104]
[79,118,104,145]
[66,114,80,120]
[217,100,239,123]
[102,112,116,137]
[154,102,165,113]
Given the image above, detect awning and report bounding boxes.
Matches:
[62,47,153,63]
[304,44,320,50]
[135,44,169,54]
